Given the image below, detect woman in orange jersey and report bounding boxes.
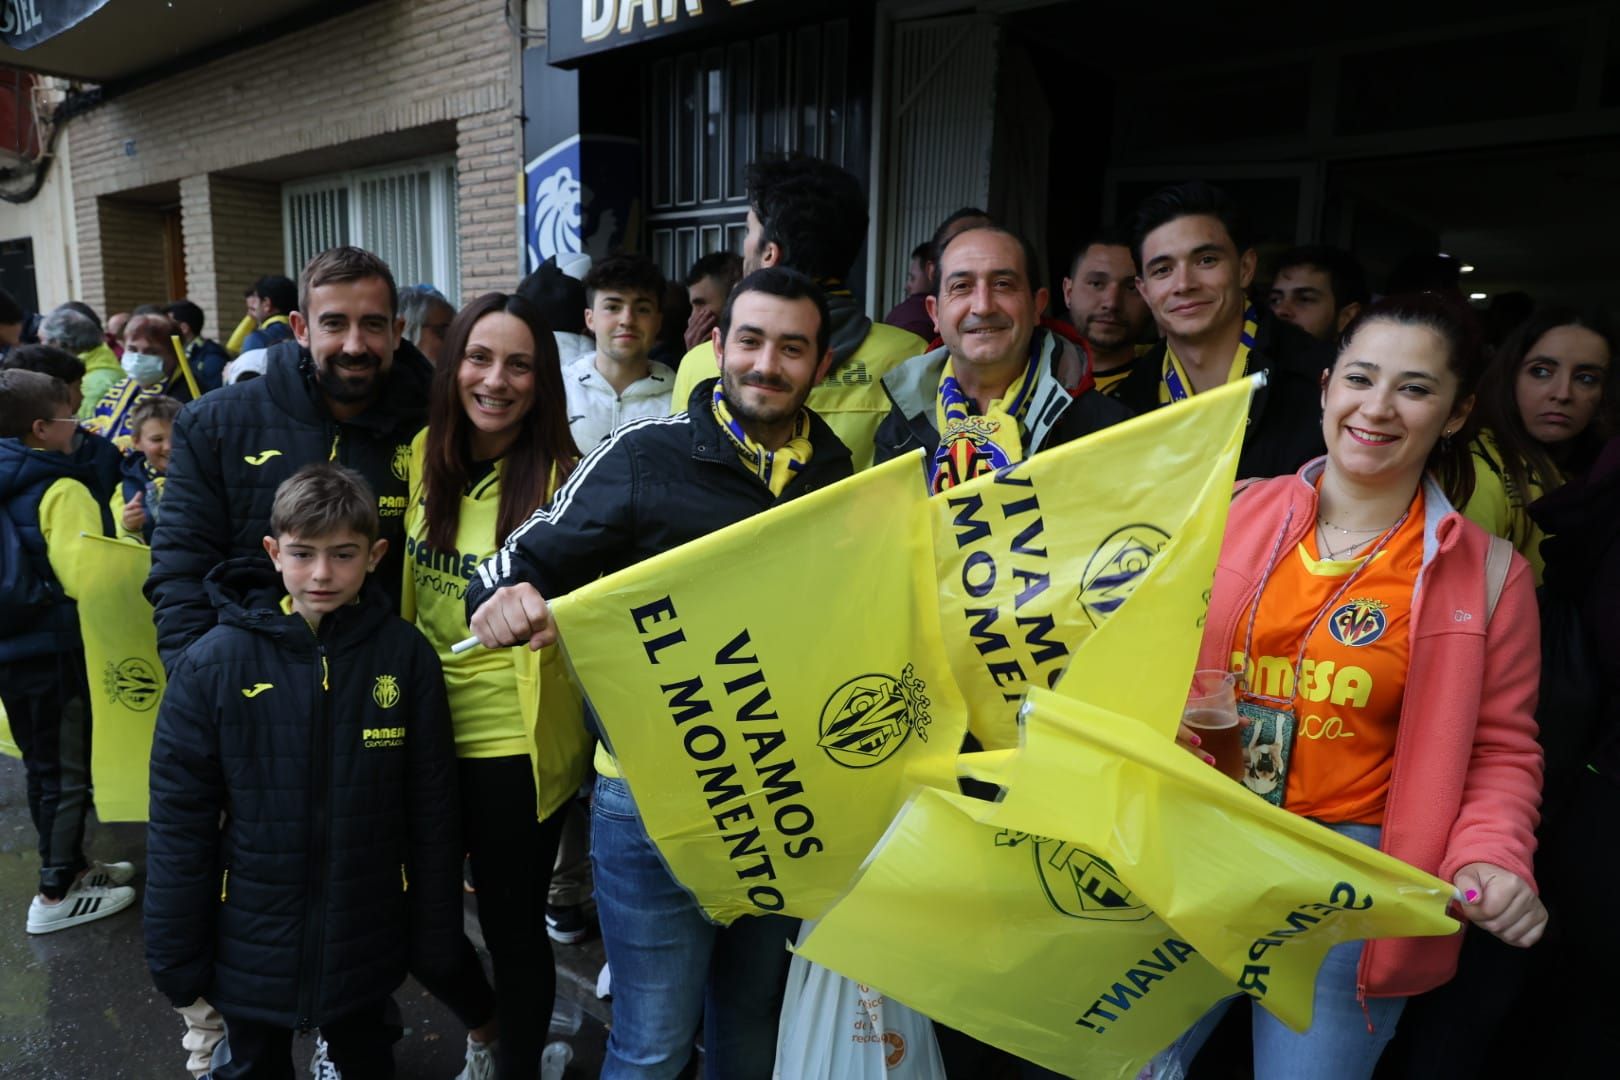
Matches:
[1152,294,1546,1080]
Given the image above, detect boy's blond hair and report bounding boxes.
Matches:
[128,395,183,443]
[269,463,379,543]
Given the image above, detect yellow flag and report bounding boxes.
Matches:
[964,688,1460,1032]
[797,786,1237,1079]
[0,701,20,758]
[550,455,967,923]
[935,376,1256,749]
[78,533,166,822]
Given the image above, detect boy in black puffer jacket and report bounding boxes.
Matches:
[145,463,460,1078]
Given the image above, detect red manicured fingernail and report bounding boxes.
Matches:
[1203,754,1217,766]
[1465,889,1479,903]
[1189,734,1202,747]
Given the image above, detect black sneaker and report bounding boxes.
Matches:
[545,902,596,944]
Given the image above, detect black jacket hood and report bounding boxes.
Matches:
[204,555,396,649]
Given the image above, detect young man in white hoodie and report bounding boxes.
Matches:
[563,252,673,451]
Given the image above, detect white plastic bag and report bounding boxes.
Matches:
[774,938,946,1080]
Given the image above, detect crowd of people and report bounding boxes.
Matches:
[0,152,1614,1080]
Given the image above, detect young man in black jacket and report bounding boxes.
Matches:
[1114,180,1334,479]
[146,246,432,670]
[465,268,851,1079]
[145,464,460,1078]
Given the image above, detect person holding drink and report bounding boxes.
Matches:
[1158,293,1547,1079]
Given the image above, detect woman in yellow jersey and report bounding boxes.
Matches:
[1461,307,1615,584]
[403,292,589,1079]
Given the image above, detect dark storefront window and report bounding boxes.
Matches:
[647,18,857,281]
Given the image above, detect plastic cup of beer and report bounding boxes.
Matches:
[1183,670,1244,781]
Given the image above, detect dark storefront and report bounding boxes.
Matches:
[524,1,870,287]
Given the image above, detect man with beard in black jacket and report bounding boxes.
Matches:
[146,246,432,670]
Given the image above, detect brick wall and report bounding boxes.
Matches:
[180,175,283,340]
[96,198,169,315]
[70,0,521,315]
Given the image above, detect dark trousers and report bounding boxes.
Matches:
[214,999,394,1079]
[419,754,566,1079]
[0,653,92,899]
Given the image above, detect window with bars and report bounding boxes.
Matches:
[283,157,461,305]
[645,19,854,282]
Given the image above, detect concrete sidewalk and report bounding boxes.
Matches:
[0,755,610,1078]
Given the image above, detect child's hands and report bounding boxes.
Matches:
[122,491,146,532]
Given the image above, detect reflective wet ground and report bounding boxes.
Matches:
[0,756,610,1078]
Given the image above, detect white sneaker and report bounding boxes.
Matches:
[26,879,136,934]
[454,1035,497,1080]
[540,1041,572,1080]
[83,860,136,887]
[310,1034,342,1079]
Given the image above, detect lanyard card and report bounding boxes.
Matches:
[1237,701,1294,807]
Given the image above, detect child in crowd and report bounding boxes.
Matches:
[144,463,463,1078]
[0,369,136,934]
[111,394,180,544]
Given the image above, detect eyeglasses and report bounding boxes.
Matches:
[44,417,80,425]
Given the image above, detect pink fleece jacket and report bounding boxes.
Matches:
[1199,460,1543,999]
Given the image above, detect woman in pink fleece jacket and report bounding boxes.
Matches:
[1154,294,1546,1080]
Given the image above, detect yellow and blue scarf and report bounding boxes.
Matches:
[1160,304,1260,403]
[930,335,1041,494]
[712,382,813,497]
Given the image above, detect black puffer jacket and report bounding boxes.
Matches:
[144,558,461,1029]
[145,339,431,669]
[467,378,853,611]
[1113,310,1332,480]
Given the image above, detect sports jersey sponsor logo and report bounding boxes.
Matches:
[243,450,282,465]
[1328,598,1389,647]
[363,725,405,749]
[816,665,932,768]
[391,444,411,482]
[378,494,407,517]
[372,674,401,709]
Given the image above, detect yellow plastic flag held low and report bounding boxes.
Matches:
[77,533,166,821]
[796,786,1237,1080]
[961,688,1460,1033]
[549,455,967,923]
[934,376,1258,750]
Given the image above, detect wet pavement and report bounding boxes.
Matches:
[0,755,611,1079]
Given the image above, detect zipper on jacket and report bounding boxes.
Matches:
[296,640,333,1030]
[220,868,228,903]
[328,429,340,462]
[400,863,408,892]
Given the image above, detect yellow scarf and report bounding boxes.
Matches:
[1159,304,1260,404]
[930,341,1040,494]
[711,382,813,497]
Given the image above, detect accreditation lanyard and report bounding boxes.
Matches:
[1235,503,1411,713]
[1161,305,1259,404]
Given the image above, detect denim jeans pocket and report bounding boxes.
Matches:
[592,775,640,822]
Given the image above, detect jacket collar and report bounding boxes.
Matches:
[263,339,431,433]
[684,377,852,478]
[567,353,676,400]
[1289,456,1460,569]
[880,327,1073,451]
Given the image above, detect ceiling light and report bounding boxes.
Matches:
[1469,292,1487,301]
[1459,264,1475,273]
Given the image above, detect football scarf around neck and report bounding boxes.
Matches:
[711,381,813,497]
[930,331,1043,494]
[1161,304,1260,404]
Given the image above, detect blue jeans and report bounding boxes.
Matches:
[1150,822,1406,1080]
[592,775,798,1079]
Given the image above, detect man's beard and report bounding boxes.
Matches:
[317,353,384,404]
[720,367,800,426]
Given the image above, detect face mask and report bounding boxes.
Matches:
[121,351,165,386]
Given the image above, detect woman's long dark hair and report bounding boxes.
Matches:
[423,292,578,552]
[1470,306,1617,504]
[1335,292,1486,508]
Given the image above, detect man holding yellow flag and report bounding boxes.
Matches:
[466,267,852,1080]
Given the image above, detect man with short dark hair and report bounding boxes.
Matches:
[1267,245,1368,342]
[147,246,431,667]
[682,250,744,351]
[568,252,673,450]
[239,274,298,353]
[874,224,1129,481]
[466,266,851,1080]
[1061,228,1152,394]
[669,156,926,471]
[1115,180,1331,479]
[164,300,231,393]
